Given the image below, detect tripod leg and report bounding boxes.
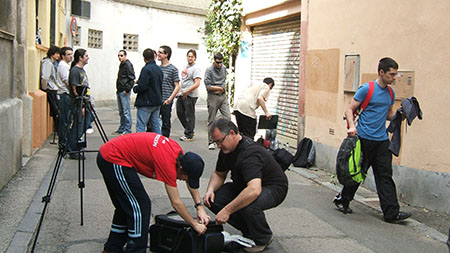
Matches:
[86,100,109,143]
[30,150,65,252]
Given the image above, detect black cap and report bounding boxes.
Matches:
[180,152,204,189]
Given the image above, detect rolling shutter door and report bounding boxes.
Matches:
[251,17,301,145]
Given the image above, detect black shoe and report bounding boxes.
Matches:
[385,211,412,223]
[333,195,353,214]
[223,241,245,252]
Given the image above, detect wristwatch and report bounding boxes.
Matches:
[194,202,203,208]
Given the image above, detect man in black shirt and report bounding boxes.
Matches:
[203,118,288,252]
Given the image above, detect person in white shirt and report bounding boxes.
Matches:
[233,77,274,139]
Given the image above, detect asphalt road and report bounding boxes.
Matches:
[3,103,448,253]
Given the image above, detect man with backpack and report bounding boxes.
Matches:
[334,57,411,223]
[204,118,288,252]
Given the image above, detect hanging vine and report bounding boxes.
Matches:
[200,0,243,104]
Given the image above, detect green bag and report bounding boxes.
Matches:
[336,135,365,186]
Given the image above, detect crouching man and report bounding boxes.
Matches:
[97,132,210,253]
[203,118,288,252]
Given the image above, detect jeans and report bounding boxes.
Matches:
[68,98,87,154]
[207,182,282,245]
[117,91,132,133]
[57,93,72,150]
[160,102,173,137]
[340,138,400,220]
[176,96,197,138]
[136,106,161,134]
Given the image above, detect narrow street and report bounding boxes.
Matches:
[3,103,448,252]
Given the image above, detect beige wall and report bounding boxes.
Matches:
[305,0,450,173]
[26,0,66,147]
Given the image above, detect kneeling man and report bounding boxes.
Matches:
[203,119,288,252]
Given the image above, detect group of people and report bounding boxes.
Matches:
[96,56,411,253]
[40,45,93,160]
[42,44,410,252]
[112,46,277,152]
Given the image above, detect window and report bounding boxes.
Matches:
[71,0,91,19]
[344,55,360,92]
[73,26,81,46]
[88,28,102,49]
[177,42,199,50]
[123,33,138,52]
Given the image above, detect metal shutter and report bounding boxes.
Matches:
[251,17,301,145]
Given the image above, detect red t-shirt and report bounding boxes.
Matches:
[99,132,182,187]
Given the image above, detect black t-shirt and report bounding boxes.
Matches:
[216,136,288,202]
[69,66,88,97]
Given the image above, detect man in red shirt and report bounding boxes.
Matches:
[97,132,209,253]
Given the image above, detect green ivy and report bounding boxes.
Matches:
[200,0,243,105]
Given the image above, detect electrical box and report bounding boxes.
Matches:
[390,70,414,99]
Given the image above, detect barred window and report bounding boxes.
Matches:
[123,33,138,52]
[88,28,102,49]
[73,26,81,46]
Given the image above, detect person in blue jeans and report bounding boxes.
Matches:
[114,50,135,135]
[334,57,411,223]
[133,48,163,134]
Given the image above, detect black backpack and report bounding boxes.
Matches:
[292,137,315,168]
[150,212,224,253]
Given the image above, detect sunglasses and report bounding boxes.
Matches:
[215,60,223,64]
[118,54,124,57]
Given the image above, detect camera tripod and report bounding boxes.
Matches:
[31,94,108,252]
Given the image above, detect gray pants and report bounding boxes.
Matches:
[207,93,231,143]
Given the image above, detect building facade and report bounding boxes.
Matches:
[235,0,450,212]
[68,0,210,103]
[0,0,28,189]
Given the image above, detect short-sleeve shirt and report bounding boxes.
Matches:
[69,66,89,97]
[216,136,288,202]
[179,63,201,98]
[355,81,396,141]
[161,64,180,101]
[99,132,182,187]
[234,82,271,119]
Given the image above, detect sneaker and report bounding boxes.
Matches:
[86,128,94,134]
[112,131,123,135]
[180,136,194,141]
[244,236,273,252]
[333,194,353,214]
[208,143,216,150]
[385,211,412,223]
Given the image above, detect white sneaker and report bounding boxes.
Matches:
[180,136,194,141]
[86,128,94,134]
[208,143,216,150]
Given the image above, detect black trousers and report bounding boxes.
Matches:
[340,138,400,220]
[176,96,197,138]
[234,110,257,139]
[207,182,284,245]
[97,153,151,253]
[160,102,173,138]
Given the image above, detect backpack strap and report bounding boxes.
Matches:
[360,81,375,111]
[387,85,393,103]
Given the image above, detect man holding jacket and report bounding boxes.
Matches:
[114,50,135,135]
